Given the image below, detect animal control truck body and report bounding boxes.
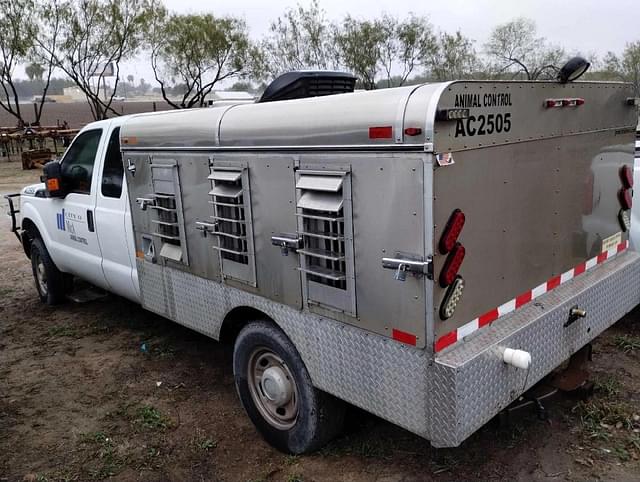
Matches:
[7,77,640,453]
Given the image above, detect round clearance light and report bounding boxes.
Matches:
[440,276,465,320]
[557,56,591,83]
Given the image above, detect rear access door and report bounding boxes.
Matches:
[430,81,637,350]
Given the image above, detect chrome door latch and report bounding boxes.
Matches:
[382,254,432,281]
[195,221,218,237]
[271,233,302,256]
[136,197,155,211]
[127,158,136,176]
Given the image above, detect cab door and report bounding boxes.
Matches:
[94,125,139,301]
[52,127,109,288]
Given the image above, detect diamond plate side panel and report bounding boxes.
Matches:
[138,261,169,317]
[136,259,431,437]
[428,252,640,447]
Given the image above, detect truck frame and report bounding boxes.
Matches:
[7,76,640,453]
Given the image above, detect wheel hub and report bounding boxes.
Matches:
[247,348,299,430]
[261,366,292,406]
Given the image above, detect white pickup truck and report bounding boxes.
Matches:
[8,117,140,305]
[5,74,640,454]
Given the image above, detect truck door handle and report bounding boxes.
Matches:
[382,255,432,281]
[87,210,94,232]
[271,233,302,256]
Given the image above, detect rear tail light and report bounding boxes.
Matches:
[440,276,465,320]
[619,188,633,210]
[440,243,465,287]
[620,165,634,189]
[439,209,465,254]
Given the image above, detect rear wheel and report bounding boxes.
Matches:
[30,237,68,305]
[233,321,345,454]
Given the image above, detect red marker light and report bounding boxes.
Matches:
[440,243,466,287]
[439,209,466,254]
[404,127,422,136]
[369,126,393,139]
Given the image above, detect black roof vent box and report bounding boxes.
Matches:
[258,71,357,103]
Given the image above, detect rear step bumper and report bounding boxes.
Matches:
[428,250,640,448]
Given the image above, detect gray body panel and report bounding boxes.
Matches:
[120,79,639,447]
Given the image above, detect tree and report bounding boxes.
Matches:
[332,16,386,90]
[0,0,37,125]
[150,12,261,108]
[395,15,437,86]
[603,42,640,96]
[127,74,134,84]
[262,0,335,77]
[38,0,154,120]
[485,18,564,80]
[25,63,45,81]
[425,31,480,81]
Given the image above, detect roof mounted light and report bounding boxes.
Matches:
[557,56,590,83]
[436,108,470,121]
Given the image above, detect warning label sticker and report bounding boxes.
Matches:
[602,232,622,252]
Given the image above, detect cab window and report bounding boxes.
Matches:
[101,127,123,198]
[60,129,102,194]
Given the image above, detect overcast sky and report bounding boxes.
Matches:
[127,0,638,82]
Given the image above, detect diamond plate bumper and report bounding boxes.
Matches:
[427,250,640,447]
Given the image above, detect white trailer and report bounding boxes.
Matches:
[6,71,640,453]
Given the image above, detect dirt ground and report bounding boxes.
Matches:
[1,162,640,482]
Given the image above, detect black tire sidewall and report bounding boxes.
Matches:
[233,321,322,454]
[30,237,64,305]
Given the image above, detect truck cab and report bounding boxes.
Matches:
[17,117,139,303]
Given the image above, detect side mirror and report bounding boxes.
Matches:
[41,161,65,198]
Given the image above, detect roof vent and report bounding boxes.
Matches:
[258,71,357,103]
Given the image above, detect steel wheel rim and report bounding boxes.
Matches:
[34,252,48,295]
[247,347,298,430]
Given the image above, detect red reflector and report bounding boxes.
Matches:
[621,165,634,189]
[439,209,466,254]
[478,308,499,327]
[515,291,532,308]
[435,331,457,352]
[440,243,465,287]
[392,328,417,346]
[575,98,585,106]
[547,275,561,290]
[369,126,393,139]
[619,188,633,210]
[404,127,422,136]
[545,99,562,108]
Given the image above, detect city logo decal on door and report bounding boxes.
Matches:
[55,208,89,245]
[56,208,66,231]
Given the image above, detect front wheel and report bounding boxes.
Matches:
[233,321,345,454]
[30,237,68,305]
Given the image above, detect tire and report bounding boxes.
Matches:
[30,237,68,305]
[233,321,345,454]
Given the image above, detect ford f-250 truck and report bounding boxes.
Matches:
[5,71,640,454]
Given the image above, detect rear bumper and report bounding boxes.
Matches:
[427,250,640,448]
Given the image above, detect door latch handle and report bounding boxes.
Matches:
[382,255,432,280]
[271,234,302,256]
[136,197,155,211]
[195,221,218,236]
[127,158,136,176]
